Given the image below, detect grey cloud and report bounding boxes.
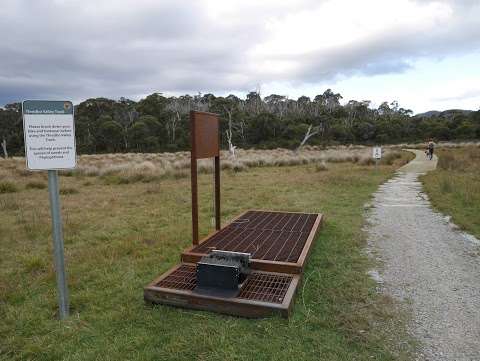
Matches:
[258,2,480,84]
[433,88,480,101]
[0,0,480,105]
[0,0,264,104]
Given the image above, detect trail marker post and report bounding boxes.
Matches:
[22,100,76,319]
[373,146,382,169]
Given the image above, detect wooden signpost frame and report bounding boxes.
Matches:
[190,110,221,245]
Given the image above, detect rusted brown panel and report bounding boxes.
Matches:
[190,111,219,159]
[186,210,322,266]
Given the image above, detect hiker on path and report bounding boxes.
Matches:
[427,140,435,160]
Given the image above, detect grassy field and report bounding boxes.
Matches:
[0,150,413,361]
[421,145,480,238]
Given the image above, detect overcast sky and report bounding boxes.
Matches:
[1,0,480,113]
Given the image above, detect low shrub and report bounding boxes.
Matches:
[59,170,75,177]
[101,175,131,185]
[438,153,456,170]
[22,255,47,274]
[360,158,376,166]
[440,178,453,194]
[26,181,47,190]
[172,170,189,179]
[0,181,18,194]
[380,152,402,165]
[0,195,20,210]
[315,162,329,172]
[60,187,79,195]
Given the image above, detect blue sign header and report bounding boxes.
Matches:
[23,100,73,115]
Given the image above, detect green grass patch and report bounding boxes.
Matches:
[59,187,80,195]
[26,181,47,190]
[0,154,414,361]
[421,146,480,238]
[101,174,162,185]
[0,194,20,211]
[0,181,18,194]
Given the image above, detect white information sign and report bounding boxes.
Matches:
[373,146,382,159]
[23,100,76,170]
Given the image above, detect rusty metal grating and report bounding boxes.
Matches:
[155,265,292,304]
[156,264,196,291]
[191,211,317,263]
[238,273,292,304]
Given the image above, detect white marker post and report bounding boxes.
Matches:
[373,146,382,169]
[22,100,76,320]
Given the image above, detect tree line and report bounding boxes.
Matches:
[1,90,479,157]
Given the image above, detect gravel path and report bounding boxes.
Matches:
[366,149,480,361]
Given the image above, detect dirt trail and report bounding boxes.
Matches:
[367,149,480,361]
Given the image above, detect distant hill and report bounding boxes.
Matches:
[415,109,474,118]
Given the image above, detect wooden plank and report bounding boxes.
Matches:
[296,214,324,269]
[145,287,287,318]
[282,274,300,318]
[251,208,320,216]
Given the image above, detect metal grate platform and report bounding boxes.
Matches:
[156,264,196,291]
[238,273,291,304]
[155,264,292,304]
[145,209,323,318]
[145,263,299,318]
[190,211,317,262]
[182,210,322,273]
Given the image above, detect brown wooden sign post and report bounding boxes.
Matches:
[190,111,221,245]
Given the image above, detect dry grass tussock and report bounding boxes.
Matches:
[387,140,480,150]
[7,140,471,180]
[0,144,424,180]
[59,146,395,177]
[437,145,480,171]
[421,145,480,237]
[86,146,411,177]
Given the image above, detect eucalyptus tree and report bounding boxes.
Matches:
[264,94,288,119]
[245,91,263,115]
[166,95,192,144]
[113,97,139,151]
[0,103,22,158]
[316,89,343,113]
[211,94,244,156]
[296,96,312,116]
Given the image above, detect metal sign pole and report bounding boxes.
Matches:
[47,170,69,319]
